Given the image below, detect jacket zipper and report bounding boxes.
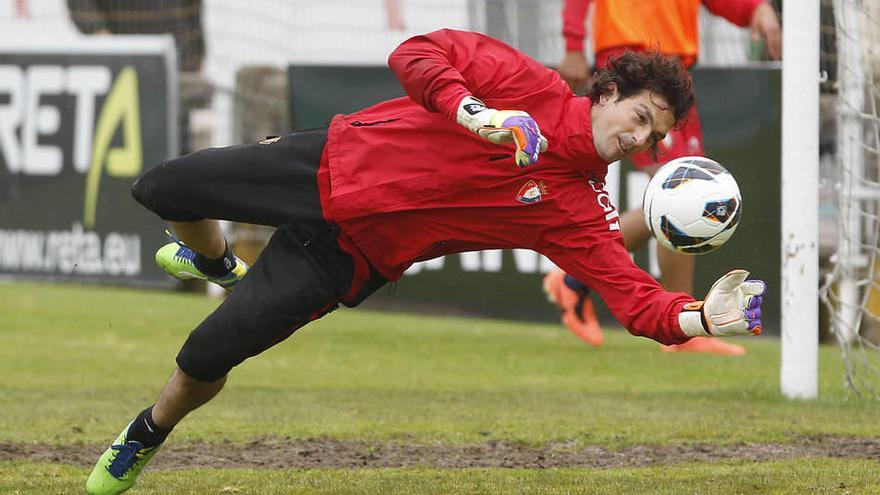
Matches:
[350,118,401,127]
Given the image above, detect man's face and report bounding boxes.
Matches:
[590,85,676,163]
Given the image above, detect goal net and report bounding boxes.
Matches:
[819,0,880,398]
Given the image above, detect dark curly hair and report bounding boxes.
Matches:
[590,50,694,128]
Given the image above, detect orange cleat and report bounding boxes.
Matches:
[543,270,604,347]
[661,336,746,355]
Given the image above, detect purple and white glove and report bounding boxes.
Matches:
[456,96,549,168]
[678,269,766,337]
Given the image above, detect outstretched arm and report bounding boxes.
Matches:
[388,29,555,166]
[388,29,563,118]
[546,238,764,345]
[547,237,694,345]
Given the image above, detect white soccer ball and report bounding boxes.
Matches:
[642,156,742,255]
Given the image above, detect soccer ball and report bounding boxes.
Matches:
[642,156,742,255]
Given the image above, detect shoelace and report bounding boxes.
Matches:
[172,244,197,265]
[164,229,196,264]
[164,228,180,243]
[108,441,148,478]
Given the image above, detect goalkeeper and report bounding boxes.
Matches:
[85,28,765,495]
[544,0,781,353]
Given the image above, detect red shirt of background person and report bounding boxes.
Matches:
[544,0,780,354]
[561,0,781,167]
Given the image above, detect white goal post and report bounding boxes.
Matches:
[780,0,820,399]
[789,0,880,399]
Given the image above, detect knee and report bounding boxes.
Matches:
[131,157,201,221]
[130,161,173,213]
[176,327,244,382]
[175,366,227,388]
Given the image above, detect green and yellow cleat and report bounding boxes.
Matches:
[155,242,248,291]
[85,423,162,495]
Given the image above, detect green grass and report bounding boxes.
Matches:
[1,281,879,494]
[3,459,880,494]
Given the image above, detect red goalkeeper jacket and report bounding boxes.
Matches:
[317,29,693,345]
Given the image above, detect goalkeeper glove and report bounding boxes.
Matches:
[678,269,766,337]
[456,96,549,168]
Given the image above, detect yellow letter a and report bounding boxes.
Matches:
[84,66,142,228]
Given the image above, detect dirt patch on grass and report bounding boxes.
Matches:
[2,435,878,470]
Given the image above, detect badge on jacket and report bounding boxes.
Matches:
[516,179,547,204]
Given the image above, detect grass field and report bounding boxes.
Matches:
[1,281,879,494]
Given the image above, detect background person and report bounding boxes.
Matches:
[65,0,207,155]
[66,0,204,72]
[544,0,780,354]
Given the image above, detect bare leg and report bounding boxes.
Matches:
[169,219,226,259]
[619,207,694,293]
[150,368,227,428]
[618,208,652,251]
[657,244,694,294]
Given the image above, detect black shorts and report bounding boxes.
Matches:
[132,129,367,381]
